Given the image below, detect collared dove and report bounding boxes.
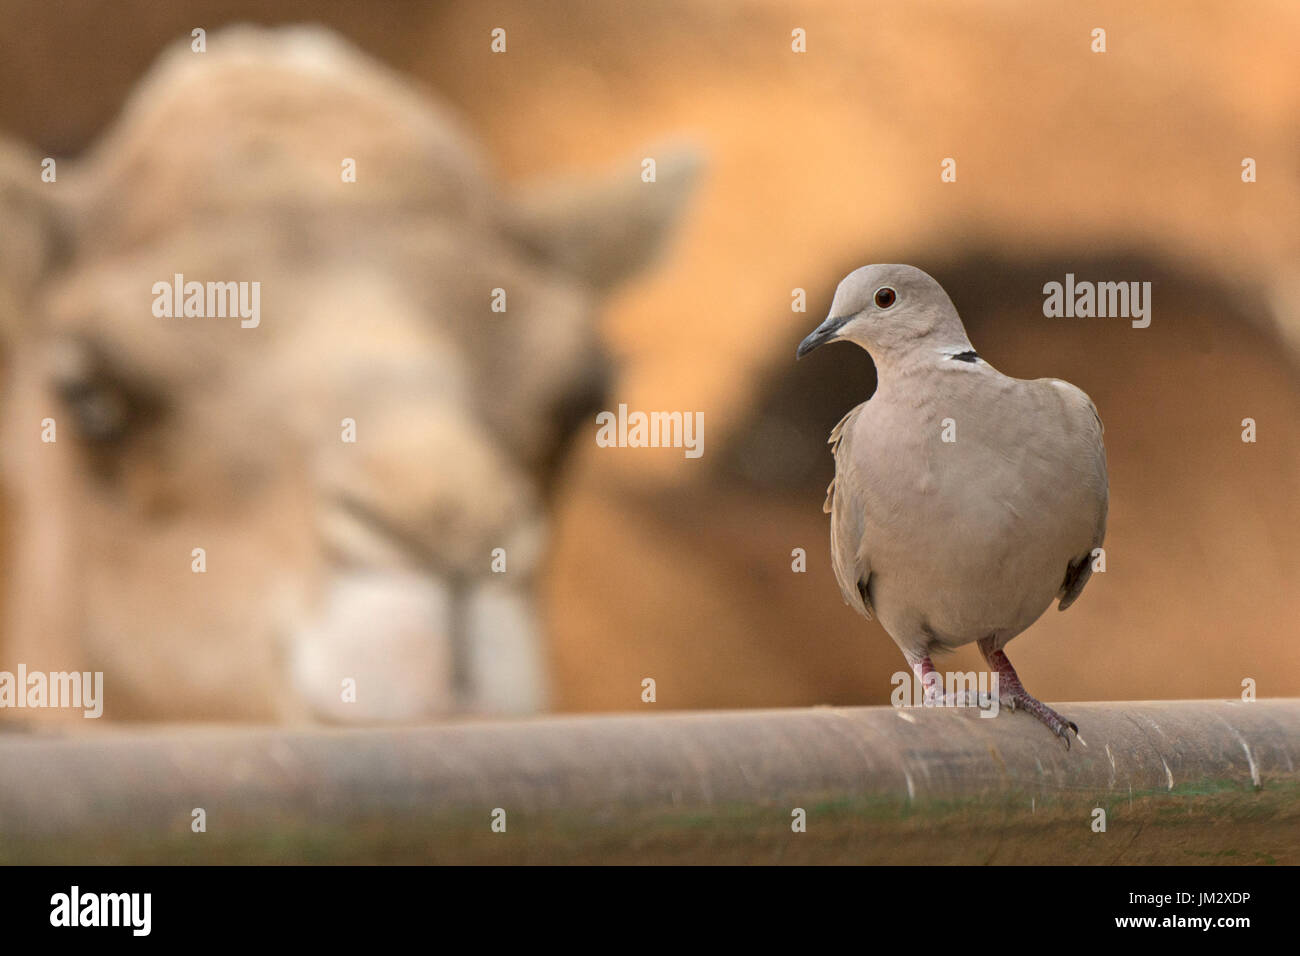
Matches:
[797,264,1107,746]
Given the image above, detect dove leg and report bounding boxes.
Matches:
[977,637,1079,748]
[904,652,944,707]
[905,653,980,709]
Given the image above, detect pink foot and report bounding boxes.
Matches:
[977,639,1079,748]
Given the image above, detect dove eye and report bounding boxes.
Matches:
[874,287,897,309]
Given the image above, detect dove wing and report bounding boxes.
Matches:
[1050,382,1109,611]
[824,404,875,619]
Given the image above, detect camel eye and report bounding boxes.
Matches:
[874,287,897,309]
[55,376,131,444]
[48,338,164,448]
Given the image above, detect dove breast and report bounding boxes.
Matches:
[831,361,1107,659]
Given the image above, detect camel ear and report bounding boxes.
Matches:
[0,135,69,332]
[506,143,702,293]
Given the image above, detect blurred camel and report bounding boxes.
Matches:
[0,26,699,723]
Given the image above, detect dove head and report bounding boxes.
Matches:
[796,264,974,364]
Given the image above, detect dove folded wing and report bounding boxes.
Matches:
[1045,380,1109,611]
[826,404,875,619]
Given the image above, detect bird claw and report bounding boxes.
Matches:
[923,671,1080,748]
[1024,702,1076,749]
[999,690,1078,749]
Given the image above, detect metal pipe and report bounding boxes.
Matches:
[1,699,1296,863]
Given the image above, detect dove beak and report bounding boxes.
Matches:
[796,314,851,359]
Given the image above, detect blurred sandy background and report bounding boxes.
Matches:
[1,0,1297,711]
